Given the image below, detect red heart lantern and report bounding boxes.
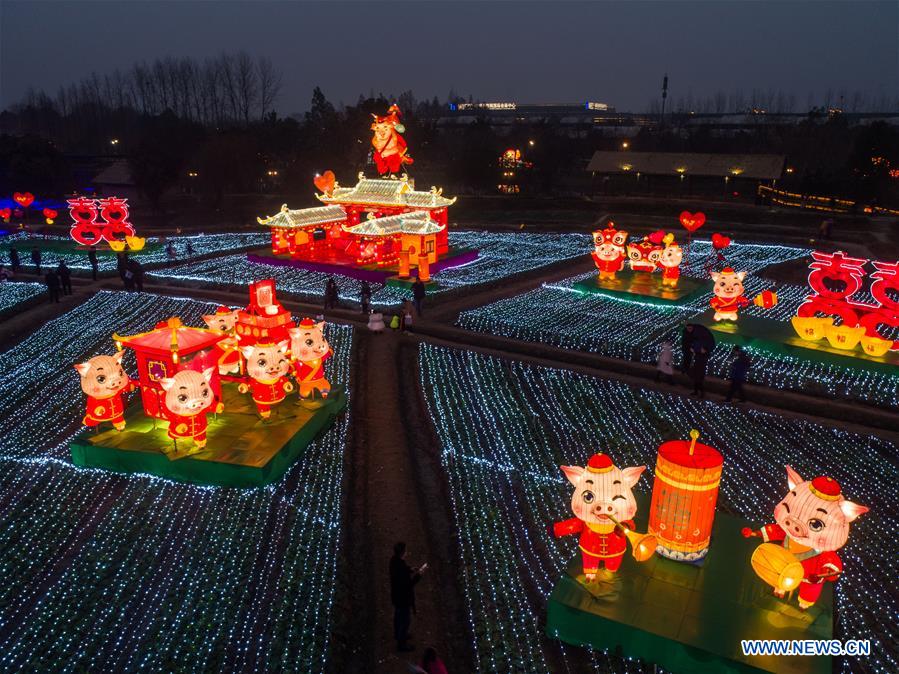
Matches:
[0,208,10,221]
[711,233,731,250]
[313,170,336,195]
[13,192,34,208]
[42,208,58,220]
[648,229,666,245]
[679,211,705,232]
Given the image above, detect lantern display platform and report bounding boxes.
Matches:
[70,383,346,488]
[246,246,479,284]
[573,271,709,306]
[697,311,899,376]
[546,506,832,674]
[384,276,440,290]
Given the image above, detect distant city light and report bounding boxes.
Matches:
[110,139,119,145]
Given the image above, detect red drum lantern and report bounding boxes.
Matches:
[753,289,779,309]
[648,430,723,562]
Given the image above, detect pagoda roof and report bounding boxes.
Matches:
[113,317,226,358]
[342,210,446,237]
[257,204,346,229]
[317,174,456,209]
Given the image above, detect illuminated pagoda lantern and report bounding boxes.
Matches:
[236,279,294,346]
[648,430,723,562]
[113,317,227,420]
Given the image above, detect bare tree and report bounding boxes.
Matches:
[257,56,282,119]
[234,51,259,124]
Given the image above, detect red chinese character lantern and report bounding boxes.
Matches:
[648,430,723,563]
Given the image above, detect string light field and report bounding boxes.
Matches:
[0,282,45,314]
[459,241,899,407]
[419,344,898,674]
[0,291,350,672]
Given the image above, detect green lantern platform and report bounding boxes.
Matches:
[70,383,346,487]
[697,311,899,376]
[546,510,833,674]
[573,270,709,305]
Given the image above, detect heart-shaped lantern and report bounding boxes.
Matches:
[314,170,336,195]
[43,208,57,220]
[648,230,667,245]
[679,211,705,232]
[711,233,731,250]
[0,208,10,222]
[13,192,34,208]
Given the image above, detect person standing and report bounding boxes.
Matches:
[323,277,338,310]
[725,346,751,403]
[44,268,60,303]
[57,260,73,295]
[31,247,41,274]
[655,341,674,383]
[128,259,145,292]
[360,281,372,315]
[9,245,20,271]
[87,248,99,281]
[390,541,424,653]
[412,277,426,317]
[680,324,696,374]
[186,241,196,258]
[690,345,709,399]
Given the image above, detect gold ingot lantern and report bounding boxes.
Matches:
[860,334,892,357]
[107,239,127,252]
[824,324,865,350]
[790,316,832,342]
[126,235,146,251]
[751,543,805,593]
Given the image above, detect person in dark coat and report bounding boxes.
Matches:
[323,277,338,310]
[44,268,60,303]
[9,245,20,271]
[725,346,751,403]
[690,345,709,398]
[31,247,41,274]
[127,258,145,292]
[389,541,424,652]
[360,281,372,314]
[87,248,99,280]
[57,260,73,295]
[412,278,426,316]
[680,324,696,374]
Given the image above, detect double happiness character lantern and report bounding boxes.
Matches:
[370,104,413,175]
[74,352,138,431]
[67,197,142,248]
[648,430,723,562]
[591,223,628,281]
[289,318,333,399]
[710,267,749,321]
[742,465,868,609]
[551,453,656,581]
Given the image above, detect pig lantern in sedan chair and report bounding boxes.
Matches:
[550,453,657,581]
[742,465,868,610]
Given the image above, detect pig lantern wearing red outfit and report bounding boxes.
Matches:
[551,453,646,580]
[75,352,138,431]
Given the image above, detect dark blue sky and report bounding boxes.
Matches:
[1,1,896,113]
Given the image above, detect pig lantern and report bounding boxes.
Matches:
[160,368,216,451]
[591,223,628,281]
[551,453,656,580]
[75,352,137,431]
[238,341,294,418]
[742,465,868,609]
[289,318,332,399]
[710,267,749,322]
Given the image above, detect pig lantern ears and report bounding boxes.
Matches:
[202,367,215,383]
[277,340,290,354]
[621,465,646,488]
[560,465,584,486]
[159,377,176,392]
[839,500,869,523]
[74,362,91,377]
[785,465,803,491]
[240,345,256,360]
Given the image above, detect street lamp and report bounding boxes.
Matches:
[110,139,119,146]
[528,140,535,147]
[622,141,629,149]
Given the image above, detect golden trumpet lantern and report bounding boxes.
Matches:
[126,235,146,251]
[790,316,832,342]
[607,515,657,562]
[824,323,865,350]
[860,334,892,357]
[107,239,127,252]
[751,542,805,593]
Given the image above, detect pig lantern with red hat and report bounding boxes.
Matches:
[551,453,656,581]
[591,222,628,281]
[289,318,333,399]
[710,267,750,322]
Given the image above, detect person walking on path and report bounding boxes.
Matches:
[680,324,695,374]
[323,277,338,311]
[57,260,73,295]
[128,259,145,292]
[165,242,177,266]
[412,277,426,317]
[390,541,425,653]
[725,346,751,403]
[87,248,99,281]
[655,341,674,383]
[44,268,60,303]
[360,281,372,315]
[186,241,196,258]
[690,345,709,399]
[31,247,41,274]
[9,245,20,272]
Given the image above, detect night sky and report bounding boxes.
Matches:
[1,0,896,114]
